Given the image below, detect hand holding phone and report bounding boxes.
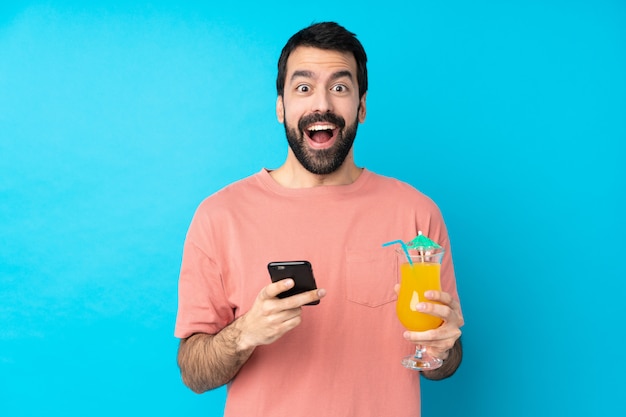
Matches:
[267,261,320,305]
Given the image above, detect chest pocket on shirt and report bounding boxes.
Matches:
[345,248,397,307]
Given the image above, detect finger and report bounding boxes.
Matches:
[425,291,463,323]
[404,326,462,347]
[279,288,326,309]
[280,313,304,332]
[421,343,454,360]
[424,291,462,313]
[418,302,461,325]
[424,290,452,304]
[261,279,295,300]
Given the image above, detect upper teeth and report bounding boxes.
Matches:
[309,124,334,131]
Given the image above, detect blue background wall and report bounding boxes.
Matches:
[1,1,624,416]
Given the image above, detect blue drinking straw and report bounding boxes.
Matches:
[382,240,414,266]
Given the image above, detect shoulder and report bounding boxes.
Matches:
[184,171,265,235]
[195,171,264,211]
[365,170,441,212]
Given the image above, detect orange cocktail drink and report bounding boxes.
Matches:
[396,262,443,331]
[384,231,445,370]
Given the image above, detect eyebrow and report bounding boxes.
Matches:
[290,69,354,83]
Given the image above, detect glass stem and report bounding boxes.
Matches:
[414,345,424,359]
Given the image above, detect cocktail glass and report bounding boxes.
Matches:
[394,233,445,370]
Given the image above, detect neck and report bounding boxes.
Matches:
[270,151,362,188]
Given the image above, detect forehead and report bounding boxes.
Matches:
[285,46,357,81]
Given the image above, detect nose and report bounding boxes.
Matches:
[311,89,332,113]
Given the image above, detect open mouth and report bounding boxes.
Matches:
[305,123,339,147]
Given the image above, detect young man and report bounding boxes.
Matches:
[175,22,463,417]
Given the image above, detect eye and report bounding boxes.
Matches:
[331,84,348,93]
[296,84,311,93]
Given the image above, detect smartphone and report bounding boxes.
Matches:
[267,260,320,305]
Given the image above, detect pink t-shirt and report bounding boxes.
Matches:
[175,168,460,417]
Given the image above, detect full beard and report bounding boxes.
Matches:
[284,112,359,176]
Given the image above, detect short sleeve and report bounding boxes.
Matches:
[174,239,234,339]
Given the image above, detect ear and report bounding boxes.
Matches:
[358,92,367,123]
[276,96,285,123]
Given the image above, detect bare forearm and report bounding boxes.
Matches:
[422,337,463,381]
[177,322,255,393]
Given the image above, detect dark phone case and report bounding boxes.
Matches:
[267,261,320,305]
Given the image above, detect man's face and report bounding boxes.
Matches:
[277,46,366,175]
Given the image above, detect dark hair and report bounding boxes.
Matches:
[276,22,368,99]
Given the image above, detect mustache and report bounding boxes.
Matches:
[298,112,346,132]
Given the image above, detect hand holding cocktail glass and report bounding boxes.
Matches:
[383,232,448,371]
